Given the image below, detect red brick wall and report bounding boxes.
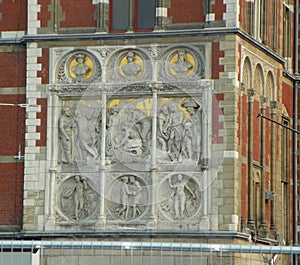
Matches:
[212,94,224,144]
[253,100,261,162]
[241,162,247,219]
[168,0,205,23]
[0,163,24,226]
[0,1,26,31]
[212,42,224,79]
[0,51,26,88]
[211,0,226,21]
[0,95,26,156]
[241,94,247,157]
[60,1,97,28]
[38,0,52,28]
[239,0,247,31]
[36,98,47,147]
[37,48,49,85]
[282,82,293,118]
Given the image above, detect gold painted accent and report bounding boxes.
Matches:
[136,98,152,116]
[69,56,94,79]
[108,99,121,109]
[169,52,195,76]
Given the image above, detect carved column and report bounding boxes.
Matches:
[148,83,159,228]
[45,90,59,230]
[259,95,267,236]
[270,100,278,233]
[96,2,109,32]
[247,87,255,229]
[97,90,107,228]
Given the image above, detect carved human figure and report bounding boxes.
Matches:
[118,176,130,218]
[72,53,90,80]
[171,50,193,75]
[168,174,196,219]
[73,175,87,220]
[115,108,150,156]
[165,102,184,161]
[181,121,193,160]
[60,175,99,220]
[181,98,202,162]
[58,107,75,164]
[128,109,151,154]
[75,107,99,161]
[157,104,170,151]
[106,105,120,158]
[121,51,141,76]
[117,176,143,219]
[128,176,142,218]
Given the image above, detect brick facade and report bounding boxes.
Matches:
[0,0,298,258]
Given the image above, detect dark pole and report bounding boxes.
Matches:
[293,2,299,263]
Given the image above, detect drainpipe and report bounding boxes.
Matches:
[293,0,299,255]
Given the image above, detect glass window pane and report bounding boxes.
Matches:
[112,0,130,31]
[137,0,155,30]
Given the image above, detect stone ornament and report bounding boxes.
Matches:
[160,47,205,81]
[57,175,99,221]
[58,107,76,164]
[56,50,101,84]
[157,98,203,163]
[106,49,152,83]
[58,104,101,165]
[158,174,200,220]
[107,175,148,220]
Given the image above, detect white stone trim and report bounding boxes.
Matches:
[1,31,25,38]
[27,0,41,35]
[156,7,167,17]
[224,150,239,159]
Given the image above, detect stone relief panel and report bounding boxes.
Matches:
[46,45,216,230]
[105,98,152,170]
[56,50,102,84]
[159,46,205,81]
[106,49,152,83]
[157,98,202,164]
[58,102,101,165]
[158,174,200,221]
[57,175,100,221]
[106,175,149,220]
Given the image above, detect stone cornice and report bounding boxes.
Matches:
[0,28,287,65]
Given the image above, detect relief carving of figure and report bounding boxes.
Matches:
[58,107,76,164]
[157,102,184,162]
[114,108,150,157]
[106,105,120,159]
[121,51,141,76]
[59,175,99,221]
[167,174,196,220]
[72,53,90,80]
[74,107,99,161]
[181,98,202,162]
[171,50,193,76]
[117,175,143,219]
